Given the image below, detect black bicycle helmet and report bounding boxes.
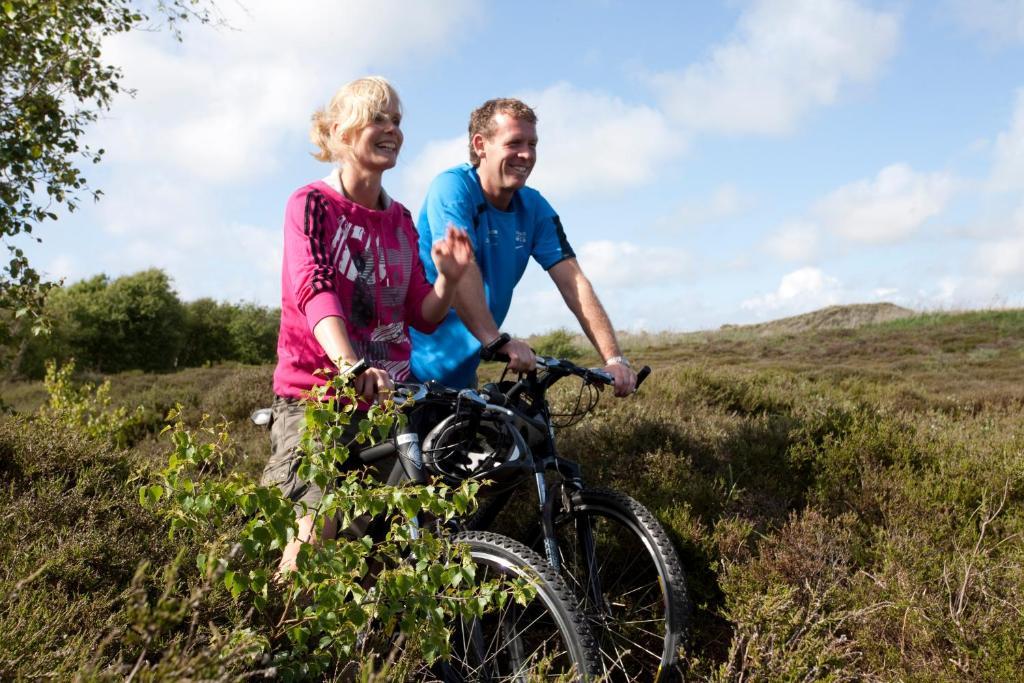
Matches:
[421,414,532,494]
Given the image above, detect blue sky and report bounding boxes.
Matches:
[24,0,1024,334]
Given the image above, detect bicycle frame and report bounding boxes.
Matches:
[467,356,653,612]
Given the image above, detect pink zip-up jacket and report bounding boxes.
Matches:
[272,180,438,400]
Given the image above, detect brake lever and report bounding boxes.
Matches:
[483,403,515,420]
[456,388,487,417]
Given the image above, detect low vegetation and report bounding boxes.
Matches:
[2,305,1023,680]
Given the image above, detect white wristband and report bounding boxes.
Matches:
[605,355,631,369]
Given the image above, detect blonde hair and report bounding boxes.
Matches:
[310,76,402,163]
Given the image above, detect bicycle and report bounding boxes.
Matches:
[449,347,692,682]
[254,370,601,681]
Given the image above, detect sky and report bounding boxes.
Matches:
[22,0,1024,335]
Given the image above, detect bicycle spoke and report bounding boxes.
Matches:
[601,627,664,661]
[446,532,599,681]
[542,492,688,682]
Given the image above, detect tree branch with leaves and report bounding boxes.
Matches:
[0,0,218,356]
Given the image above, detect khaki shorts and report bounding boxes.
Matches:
[259,396,365,510]
[259,396,396,538]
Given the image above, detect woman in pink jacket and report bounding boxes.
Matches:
[263,76,471,574]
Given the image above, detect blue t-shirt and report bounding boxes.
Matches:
[410,164,575,387]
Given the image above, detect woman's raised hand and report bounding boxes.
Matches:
[431,225,474,283]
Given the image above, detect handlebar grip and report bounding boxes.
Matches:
[342,358,370,378]
[635,365,652,391]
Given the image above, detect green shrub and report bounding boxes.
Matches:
[530,328,582,360]
[5,307,1024,679]
[180,298,236,367]
[39,358,147,448]
[226,303,279,365]
[0,414,185,678]
[140,374,526,678]
[11,270,280,377]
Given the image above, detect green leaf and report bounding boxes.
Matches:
[2,2,14,20]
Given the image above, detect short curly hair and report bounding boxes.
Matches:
[310,76,402,163]
[467,98,537,167]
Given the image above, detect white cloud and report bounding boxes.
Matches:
[502,259,701,335]
[920,274,1014,309]
[112,220,282,305]
[741,266,842,315]
[990,89,1024,192]
[976,235,1024,276]
[400,82,686,204]
[650,0,900,135]
[42,255,80,284]
[576,240,691,289]
[516,83,686,201]
[95,0,481,184]
[763,220,821,262]
[87,169,282,304]
[815,164,956,243]
[503,287,574,336]
[947,0,1024,45]
[71,0,479,306]
[971,201,1024,278]
[658,184,750,230]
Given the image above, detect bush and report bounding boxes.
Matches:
[10,270,280,377]
[180,298,236,367]
[226,303,279,365]
[16,270,184,375]
[140,374,523,678]
[0,414,184,678]
[530,328,582,360]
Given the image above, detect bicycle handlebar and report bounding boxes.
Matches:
[482,350,652,393]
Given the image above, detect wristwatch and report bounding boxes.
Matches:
[605,355,632,369]
[483,332,512,355]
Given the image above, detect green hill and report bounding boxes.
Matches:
[2,306,1023,679]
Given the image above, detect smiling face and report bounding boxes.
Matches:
[339,103,403,174]
[473,112,538,210]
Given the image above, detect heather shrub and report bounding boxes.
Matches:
[4,308,1024,680]
[530,328,583,360]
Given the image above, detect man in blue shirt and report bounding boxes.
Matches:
[410,98,636,396]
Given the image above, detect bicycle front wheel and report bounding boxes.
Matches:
[548,488,690,682]
[440,530,601,681]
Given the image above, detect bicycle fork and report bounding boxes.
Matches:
[534,470,561,572]
[541,482,607,617]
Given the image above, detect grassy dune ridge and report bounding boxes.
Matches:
[2,306,1023,679]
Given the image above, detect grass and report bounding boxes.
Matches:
[2,306,1024,680]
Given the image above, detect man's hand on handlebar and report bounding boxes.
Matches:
[602,361,637,397]
[499,337,536,373]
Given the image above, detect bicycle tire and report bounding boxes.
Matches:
[439,530,602,681]
[544,488,690,682]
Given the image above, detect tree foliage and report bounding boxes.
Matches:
[0,0,215,334]
[14,268,279,376]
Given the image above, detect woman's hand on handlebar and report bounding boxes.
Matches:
[354,366,394,404]
[499,337,536,373]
